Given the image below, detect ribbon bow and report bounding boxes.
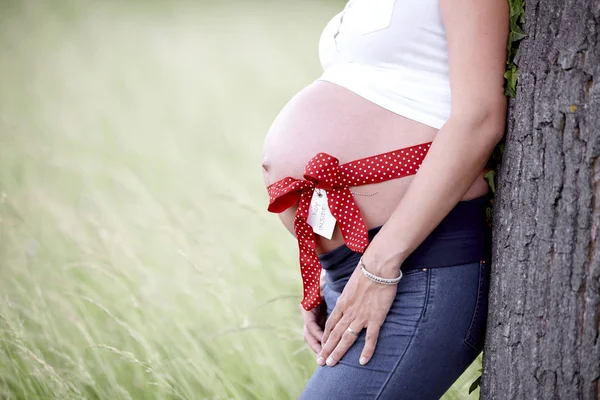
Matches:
[267,142,432,310]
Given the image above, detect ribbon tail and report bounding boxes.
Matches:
[294,190,324,311]
[329,187,370,253]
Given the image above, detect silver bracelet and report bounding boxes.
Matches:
[359,257,402,285]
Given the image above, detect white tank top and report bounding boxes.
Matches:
[317,0,450,130]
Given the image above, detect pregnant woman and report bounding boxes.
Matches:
[262,0,508,398]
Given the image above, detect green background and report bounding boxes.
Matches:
[0,0,482,398]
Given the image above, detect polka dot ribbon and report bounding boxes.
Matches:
[267,142,432,310]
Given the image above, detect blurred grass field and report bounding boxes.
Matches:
[0,1,481,398]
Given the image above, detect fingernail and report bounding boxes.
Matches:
[326,357,335,366]
[359,357,367,365]
[317,356,325,366]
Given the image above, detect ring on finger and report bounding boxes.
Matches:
[346,326,360,336]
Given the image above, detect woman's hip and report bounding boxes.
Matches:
[304,260,490,400]
[322,259,491,343]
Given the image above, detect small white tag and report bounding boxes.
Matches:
[345,0,397,35]
[306,189,337,240]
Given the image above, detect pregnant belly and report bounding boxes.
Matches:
[262,80,489,253]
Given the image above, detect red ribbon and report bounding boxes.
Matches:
[267,142,432,310]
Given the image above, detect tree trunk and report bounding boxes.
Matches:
[480,0,600,399]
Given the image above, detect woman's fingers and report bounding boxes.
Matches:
[318,320,381,367]
[303,324,323,354]
[307,320,324,354]
[321,306,343,345]
[359,323,380,365]
[307,320,324,340]
[318,314,353,365]
[300,304,325,355]
[325,322,364,366]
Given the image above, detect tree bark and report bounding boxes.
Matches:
[480,0,600,399]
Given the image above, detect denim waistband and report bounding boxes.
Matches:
[318,194,492,292]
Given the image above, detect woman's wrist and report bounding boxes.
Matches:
[360,250,407,279]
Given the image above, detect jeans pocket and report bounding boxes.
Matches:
[401,267,427,277]
[392,267,431,322]
[464,259,490,352]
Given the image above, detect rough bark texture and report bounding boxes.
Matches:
[480,0,600,399]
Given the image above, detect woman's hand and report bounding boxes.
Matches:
[317,264,397,366]
[300,302,327,355]
[300,267,329,356]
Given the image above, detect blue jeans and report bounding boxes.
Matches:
[300,195,492,399]
[300,260,490,400]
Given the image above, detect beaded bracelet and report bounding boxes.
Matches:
[359,257,403,285]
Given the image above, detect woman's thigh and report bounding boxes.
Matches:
[300,260,490,400]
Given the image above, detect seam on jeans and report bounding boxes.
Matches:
[419,268,432,320]
[464,260,486,351]
[401,268,422,277]
[374,268,432,400]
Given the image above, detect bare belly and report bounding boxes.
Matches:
[262,80,489,253]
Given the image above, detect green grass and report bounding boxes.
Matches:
[0,1,481,398]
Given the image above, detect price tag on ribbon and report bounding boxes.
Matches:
[306,189,337,240]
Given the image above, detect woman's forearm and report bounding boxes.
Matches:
[362,111,506,277]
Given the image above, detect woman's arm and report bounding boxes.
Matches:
[364,0,509,276]
[317,0,510,367]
